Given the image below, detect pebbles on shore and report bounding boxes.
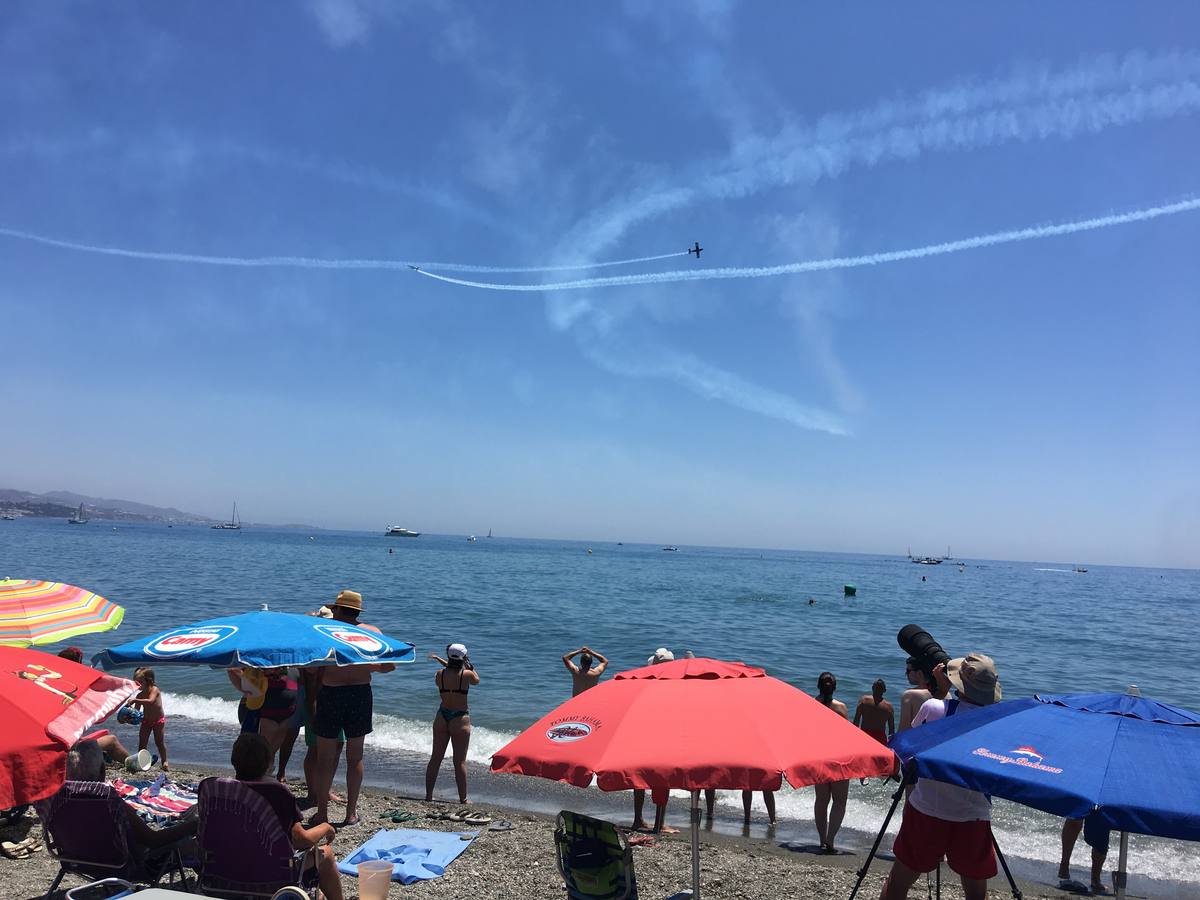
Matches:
[0,764,1063,899]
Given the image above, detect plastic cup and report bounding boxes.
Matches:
[357,859,393,900]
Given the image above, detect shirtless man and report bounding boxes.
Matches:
[561,645,609,696]
[814,671,850,853]
[854,679,895,744]
[898,657,933,732]
[311,590,395,827]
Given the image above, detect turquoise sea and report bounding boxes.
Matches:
[3,518,1198,896]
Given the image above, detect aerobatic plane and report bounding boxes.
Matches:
[407,264,420,271]
[688,241,703,258]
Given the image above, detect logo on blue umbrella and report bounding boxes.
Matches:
[144,625,239,658]
[313,624,386,659]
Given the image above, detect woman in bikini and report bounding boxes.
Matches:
[424,643,479,804]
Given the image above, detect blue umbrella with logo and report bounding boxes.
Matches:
[887,690,1200,899]
[91,611,415,669]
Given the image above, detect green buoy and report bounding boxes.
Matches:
[843,584,857,596]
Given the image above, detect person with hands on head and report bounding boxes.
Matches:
[814,671,850,853]
[562,645,609,695]
[425,643,480,804]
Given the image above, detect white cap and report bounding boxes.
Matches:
[447,643,469,660]
[648,648,674,665]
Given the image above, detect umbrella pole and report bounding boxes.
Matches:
[1114,831,1128,900]
[690,789,701,900]
[990,832,1022,899]
[848,783,904,900]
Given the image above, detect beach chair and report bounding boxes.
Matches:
[195,777,317,899]
[554,810,638,900]
[36,780,191,899]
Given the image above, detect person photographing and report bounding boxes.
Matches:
[426,643,480,804]
[880,648,1003,900]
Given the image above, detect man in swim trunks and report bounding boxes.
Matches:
[1058,813,1112,895]
[311,590,395,828]
[854,679,895,744]
[561,645,609,696]
[881,653,1003,900]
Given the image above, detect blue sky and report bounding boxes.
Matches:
[2,2,1198,567]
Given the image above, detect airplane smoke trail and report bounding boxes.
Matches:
[413,197,1200,293]
[0,226,687,274]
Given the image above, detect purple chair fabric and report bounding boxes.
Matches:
[36,780,188,898]
[196,777,315,899]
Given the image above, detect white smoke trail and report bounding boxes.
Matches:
[0,226,687,274]
[414,197,1200,292]
[560,51,1200,258]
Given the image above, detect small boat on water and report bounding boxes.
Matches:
[67,503,89,525]
[1074,567,1089,574]
[912,556,942,565]
[486,528,493,538]
[1,513,15,521]
[467,535,477,542]
[385,526,421,537]
[211,503,242,530]
[662,546,678,552]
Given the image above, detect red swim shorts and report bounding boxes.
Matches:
[892,802,996,880]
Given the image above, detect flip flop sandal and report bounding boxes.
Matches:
[0,842,31,860]
[390,812,420,824]
[445,810,468,822]
[427,811,451,821]
[463,813,492,826]
[487,820,515,832]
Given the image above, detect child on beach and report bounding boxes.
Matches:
[130,666,169,771]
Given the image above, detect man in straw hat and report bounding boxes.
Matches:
[880,652,1002,900]
[310,589,395,828]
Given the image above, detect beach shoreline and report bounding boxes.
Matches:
[1,760,1086,899]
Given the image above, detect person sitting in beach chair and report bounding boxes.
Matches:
[554,810,638,900]
[196,733,344,900]
[36,740,196,897]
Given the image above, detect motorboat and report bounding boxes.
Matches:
[385,526,421,537]
[662,546,678,552]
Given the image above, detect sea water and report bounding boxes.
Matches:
[3,518,1198,896]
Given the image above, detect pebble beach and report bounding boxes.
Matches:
[0,762,1074,900]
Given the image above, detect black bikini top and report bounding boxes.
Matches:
[439,667,470,695]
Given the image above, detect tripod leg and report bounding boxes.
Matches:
[848,785,904,900]
[991,831,1023,900]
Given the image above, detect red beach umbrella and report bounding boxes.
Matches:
[0,647,139,809]
[491,657,893,899]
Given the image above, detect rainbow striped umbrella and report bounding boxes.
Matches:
[0,579,126,647]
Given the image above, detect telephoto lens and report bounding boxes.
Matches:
[897,624,951,678]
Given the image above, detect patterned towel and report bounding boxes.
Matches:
[111,776,198,826]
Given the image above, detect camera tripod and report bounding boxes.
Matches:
[847,782,1023,900]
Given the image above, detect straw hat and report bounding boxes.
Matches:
[332,590,363,612]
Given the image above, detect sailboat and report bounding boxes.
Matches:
[211,503,242,530]
[67,502,89,525]
[486,528,493,539]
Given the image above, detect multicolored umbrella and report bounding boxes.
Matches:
[0,646,139,808]
[492,657,894,899]
[0,579,126,648]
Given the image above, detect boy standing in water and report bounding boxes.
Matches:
[130,666,169,771]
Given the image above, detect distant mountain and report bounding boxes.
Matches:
[0,488,216,523]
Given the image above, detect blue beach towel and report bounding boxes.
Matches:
[337,828,478,884]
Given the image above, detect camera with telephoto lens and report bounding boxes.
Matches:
[897,624,951,682]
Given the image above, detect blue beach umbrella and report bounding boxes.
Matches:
[92,610,415,669]
[889,691,1200,898]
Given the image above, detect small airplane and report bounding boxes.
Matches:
[688,241,703,259]
[407,264,421,271]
